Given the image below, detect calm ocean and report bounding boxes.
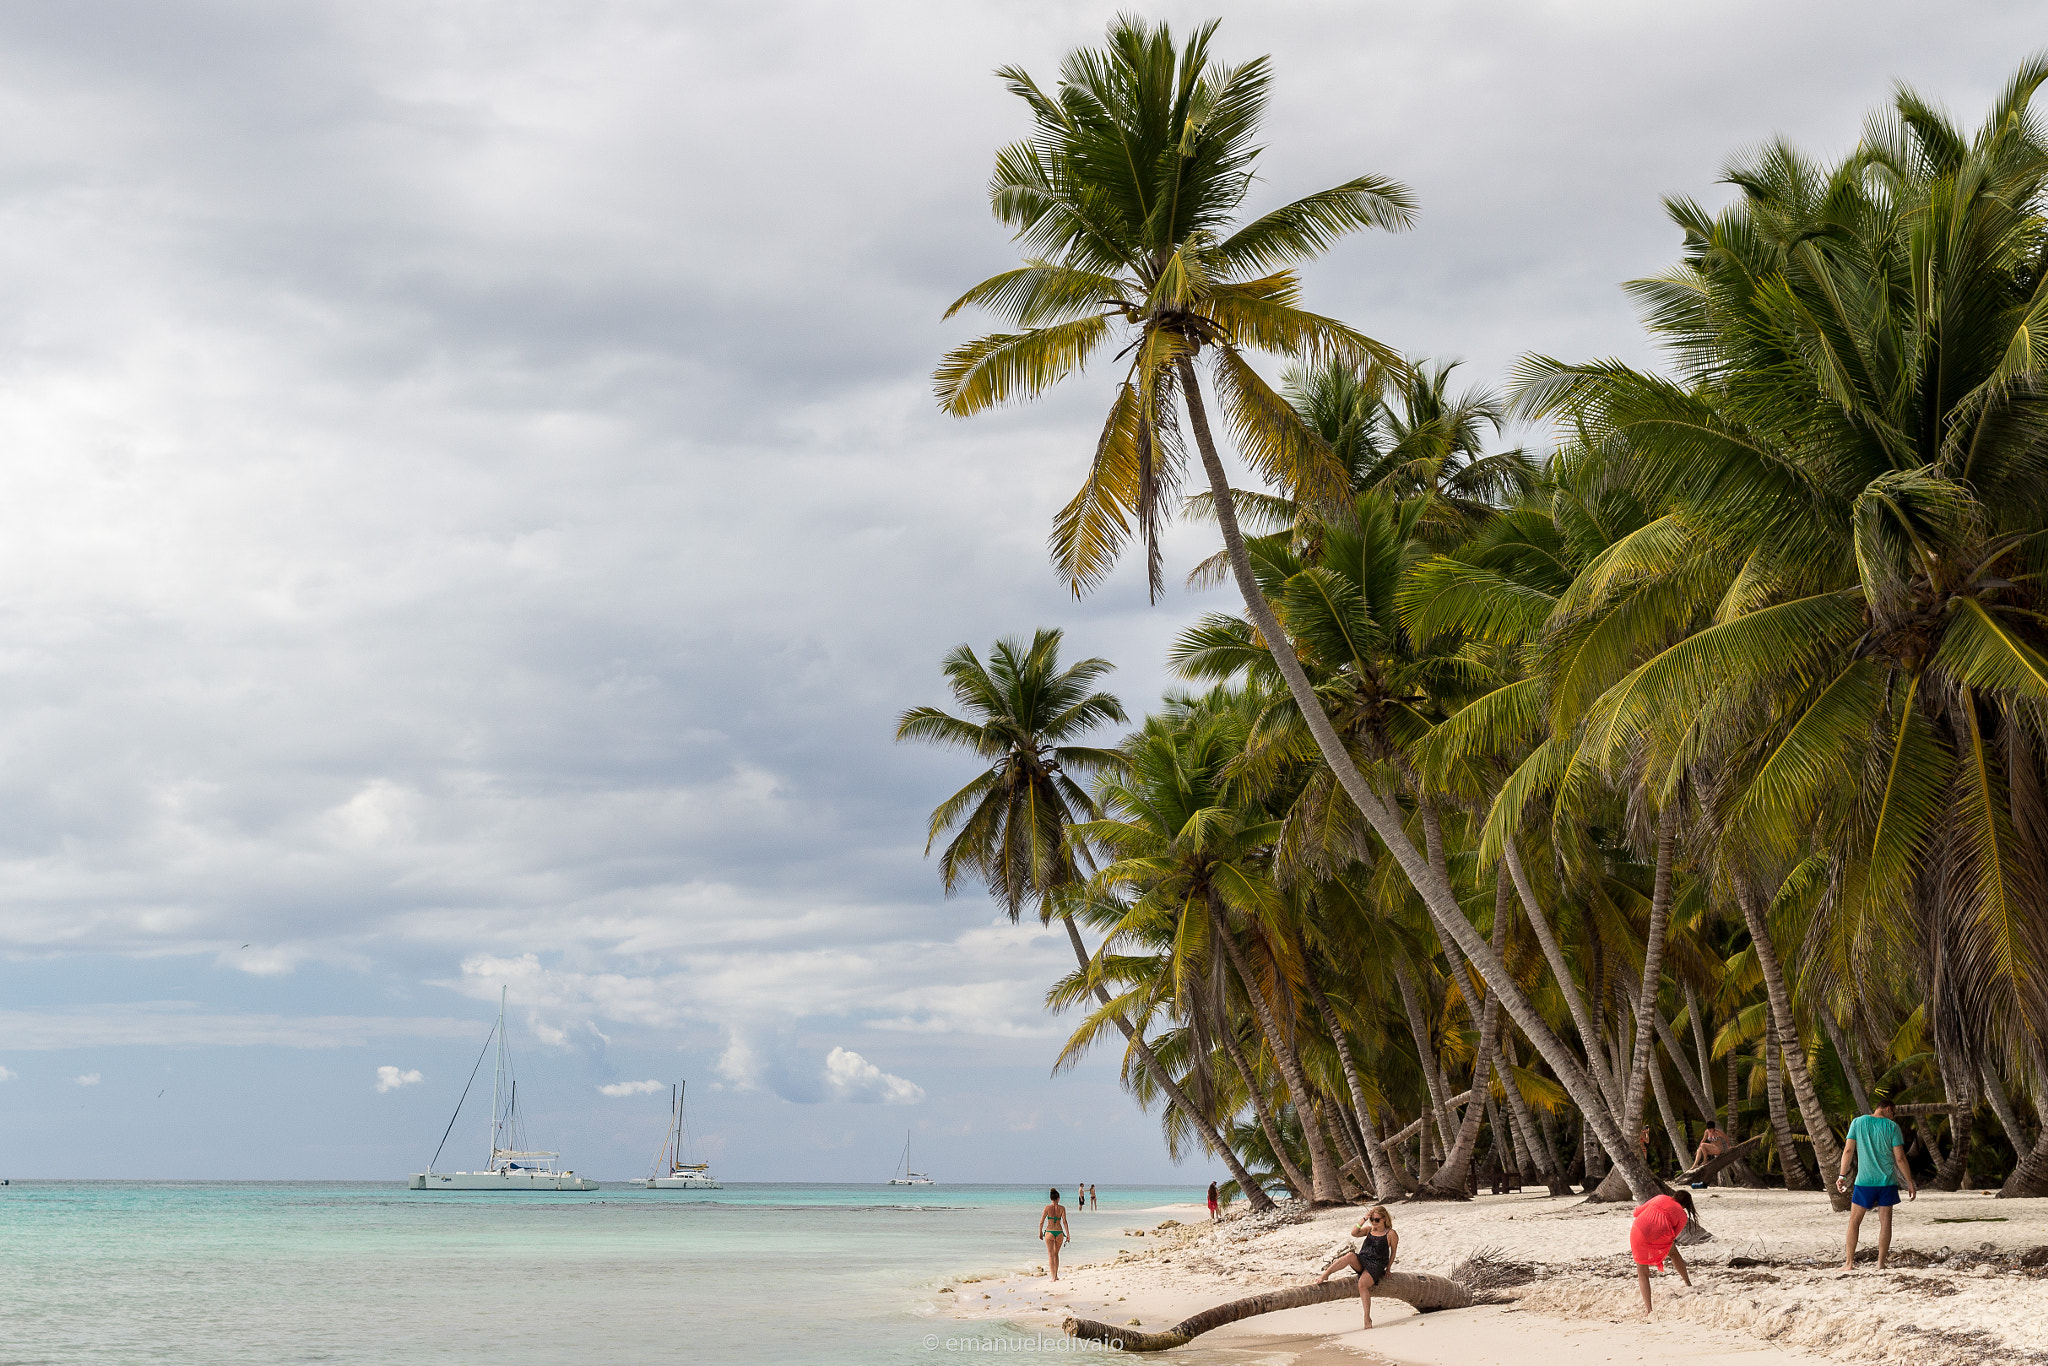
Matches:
[0,1182,1235,1365]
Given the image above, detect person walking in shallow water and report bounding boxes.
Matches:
[1630,1188,1694,1316]
[1838,1094,1915,1269]
[1039,1189,1069,1282]
[1315,1205,1398,1329]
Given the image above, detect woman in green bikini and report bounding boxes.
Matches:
[1039,1188,1070,1282]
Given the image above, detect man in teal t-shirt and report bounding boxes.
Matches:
[1836,1095,1916,1270]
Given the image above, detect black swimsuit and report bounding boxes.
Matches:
[1356,1231,1391,1279]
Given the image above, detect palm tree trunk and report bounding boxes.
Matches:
[1504,839,1622,1117]
[1419,868,1514,1196]
[1422,944,1495,1196]
[1205,894,1342,1202]
[1500,1031,1571,1193]
[1392,953,1457,1152]
[1719,1048,1763,1187]
[1998,1066,2048,1197]
[1065,1271,1472,1351]
[1647,1043,1686,1169]
[1933,1046,1973,1191]
[1764,1038,1811,1188]
[1315,1096,1367,1198]
[1178,357,1659,1199]
[1058,914,1276,1212]
[1623,804,1680,1130]
[1290,922,1402,1196]
[1613,959,1712,1140]
[1207,993,1312,1201]
[1733,879,1848,1208]
[1980,1056,2029,1158]
[1687,984,1716,1122]
[1819,1010,1871,1116]
[1648,990,1713,1120]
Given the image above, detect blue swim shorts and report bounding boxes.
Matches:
[1850,1184,1900,1209]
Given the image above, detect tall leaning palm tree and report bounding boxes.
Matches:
[938,15,1662,1198]
[896,628,1278,1209]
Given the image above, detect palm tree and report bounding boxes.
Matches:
[938,17,1662,1195]
[896,629,1277,1209]
[895,628,1125,919]
[1516,62,2048,1193]
[1078,694,1348,1202]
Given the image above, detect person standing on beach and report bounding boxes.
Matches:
[1206,1181,1220,1223]
[1629,1189,1694,1316]
[1314,1205,1398,1329]
[1089,1184,1097,1211]
[1039,1188,1069,1282]
[1837,1095,1915,1269]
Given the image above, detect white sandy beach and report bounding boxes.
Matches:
[941,1189,2048,1366]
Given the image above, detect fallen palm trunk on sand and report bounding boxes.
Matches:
[1586,1135,1763,1205]
[1063,1271,1473,1352]
[1671,1134,1763,1187]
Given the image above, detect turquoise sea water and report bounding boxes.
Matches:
[0,1182,1212,1365]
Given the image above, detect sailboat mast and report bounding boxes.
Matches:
[489,986,506,1165]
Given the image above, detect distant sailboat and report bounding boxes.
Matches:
[886,1129,932,1186]
[408,988,597,1191]
[646,1081,722,1190]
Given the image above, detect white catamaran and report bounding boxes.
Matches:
[886,1129,932,1186]
[408,988,597,1192]
[645,1081,721,1189]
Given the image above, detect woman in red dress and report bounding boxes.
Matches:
[1630,1189,1695,1316]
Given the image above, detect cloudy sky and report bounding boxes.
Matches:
[0,0,2039,1181]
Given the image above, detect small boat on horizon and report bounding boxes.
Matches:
[646,1081,722,1190]
[408,988,597,1192]
[886,1129,932,1186]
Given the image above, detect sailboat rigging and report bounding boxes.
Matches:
[408,988,597,1191]
[645,1081,722,1189]
[886,1129,932,1186]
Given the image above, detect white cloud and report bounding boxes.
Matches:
[0,1004,483,1050]
[375,1066,423,1093]
[822,1047,923,1105]
[74,1073,100,1086]
[0,1066,16,1082]
[597,1078,664,1097]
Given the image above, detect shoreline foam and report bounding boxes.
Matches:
[944,1187,2048,1365]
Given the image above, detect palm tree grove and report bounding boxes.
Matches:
[902,17,2048,1211]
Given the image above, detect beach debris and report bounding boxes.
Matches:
[1154,1220,1181,1230]
[1065,1270,1474,1352]
[1889,1274,1960,1298]
[1123,1229,1146,1236]
[1448,1246,1537,1291]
